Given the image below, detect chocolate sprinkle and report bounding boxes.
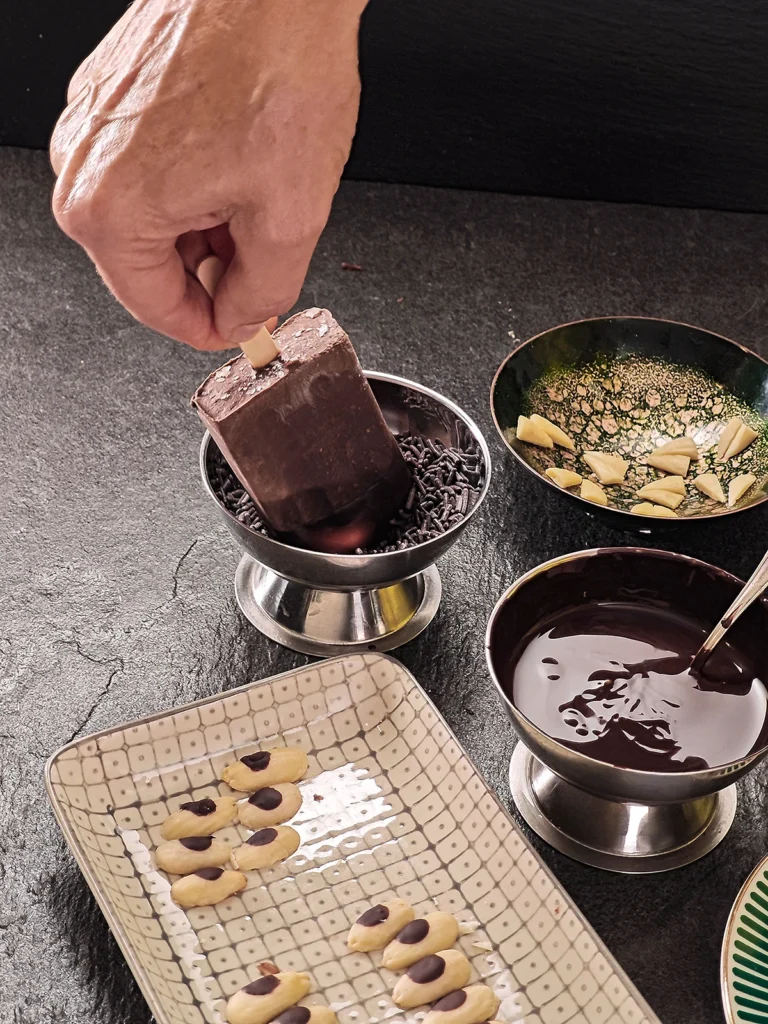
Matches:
[248,788,283,811]
[407,954,446,984]
[194,867,224,881]
[357,904,389,927]
[432,990,467,1012]
[274,1010,311,1024]
[179,798,216,816]
[209,431,484,553]
[179,836,213,851]
[398,918,430,944]
[241,751,271,772]
[243,975,280,996]
[247,827,278,847]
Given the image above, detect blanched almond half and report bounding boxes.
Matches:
[694,473,726,503]
[530,414,576,450]
[631,503,678,518]
[728,473,757,506]
[724,423,758,461]
[646,454,691,477]
[717,416,743,461]
[653,437,699,459]
[545,467,582,489]
[634,484,684,509]
[637,475,685,495]
[582,451,629,484]
[580,479,608,506]
[516,415,554,448]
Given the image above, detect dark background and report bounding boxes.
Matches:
[2,0,768,210]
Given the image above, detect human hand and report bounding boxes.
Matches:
[50,0,366,350]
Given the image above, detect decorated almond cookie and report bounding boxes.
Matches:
[392,950,472,1009]
[232,826,301,871]
[237,783,303,830]
[170,867,246,908]
[272,1008,337,1024]
[156,836,231,874]
[225,972,311,1024]
[423,985,500,1024]
[346,899,415,952]
[222,749,308,792]
[381,912,460,970]
[160,796,237,840]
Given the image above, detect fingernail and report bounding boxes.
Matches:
[229,323,267,347]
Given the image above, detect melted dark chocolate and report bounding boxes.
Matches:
[179,798,216,816]
[179,836,213,851]
[508,602,768,771]
[248,787,283,810]
[432,990,467,1012]
[194,867,224,881]
[274,1010,311,1024]
[398,918,430,944]
[407,954,445,984]
[243,975,280,996]
[247,828,278,847]
[357,904,389,927]
[241,751,271,772]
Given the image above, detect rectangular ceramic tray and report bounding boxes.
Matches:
[46,653,660,1024]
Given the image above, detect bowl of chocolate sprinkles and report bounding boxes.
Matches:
[201,372,491,593]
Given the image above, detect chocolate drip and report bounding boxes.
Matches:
[407,954,446,984]
[432,990,467,1012]
[398,918,430,944]
[248,787,283,810]
[194,867,224,881]
[179,836,213,851]
[357,904,389,927]
[247,828,278,846]
[179,798,216,816]
[241,751,271,772]
[243,975,280,996]
[274,1009,311,1024]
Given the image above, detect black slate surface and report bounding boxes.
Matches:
[2,145,768,1024]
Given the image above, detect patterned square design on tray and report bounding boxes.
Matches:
[46,654,660,1024]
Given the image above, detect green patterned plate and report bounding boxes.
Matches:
[722,855,768,1024]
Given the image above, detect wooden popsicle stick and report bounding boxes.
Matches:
[197,255,279,369]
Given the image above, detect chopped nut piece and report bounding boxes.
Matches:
[582,451,629,484]
[258,962,280,976]
[514,416,554,448]
[728,473,757,506]
[580,479,608,506]
[717,416,743,460]
[631,503,678,518]
[545,467,582,489]
[634,483,684,509]
[652,437,699,459]
[694,473,726,503]
[724,423,758,461]
[646,453,691,477]
[530,414,576,450]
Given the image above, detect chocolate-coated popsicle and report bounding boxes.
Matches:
[193,308,411,552]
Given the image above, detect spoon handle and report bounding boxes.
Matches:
[692,549,768,670]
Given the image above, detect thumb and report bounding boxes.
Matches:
[212,207,318,346]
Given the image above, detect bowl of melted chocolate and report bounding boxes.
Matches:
[486,548,768,872]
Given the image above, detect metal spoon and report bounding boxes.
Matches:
[691,549,768,672]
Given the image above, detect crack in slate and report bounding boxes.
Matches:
[56,640,126,745]
[171,538,199,598]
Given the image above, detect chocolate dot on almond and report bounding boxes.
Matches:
[407,954,446,985]
[246,827,278,847]
[357,904,389,927]
[194,867,224,881]
[241,751,271,772]
[274,1010,311,1024]
[248,788,283,810]
[243,975,280,996]
[432,990,467,1012]
[398,918,430,944]
[180,797,216,816]
[179,836,213,851]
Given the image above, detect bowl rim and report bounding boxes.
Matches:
[489,315,768,522]
[199,369,492,560]
[485,545,768,779]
